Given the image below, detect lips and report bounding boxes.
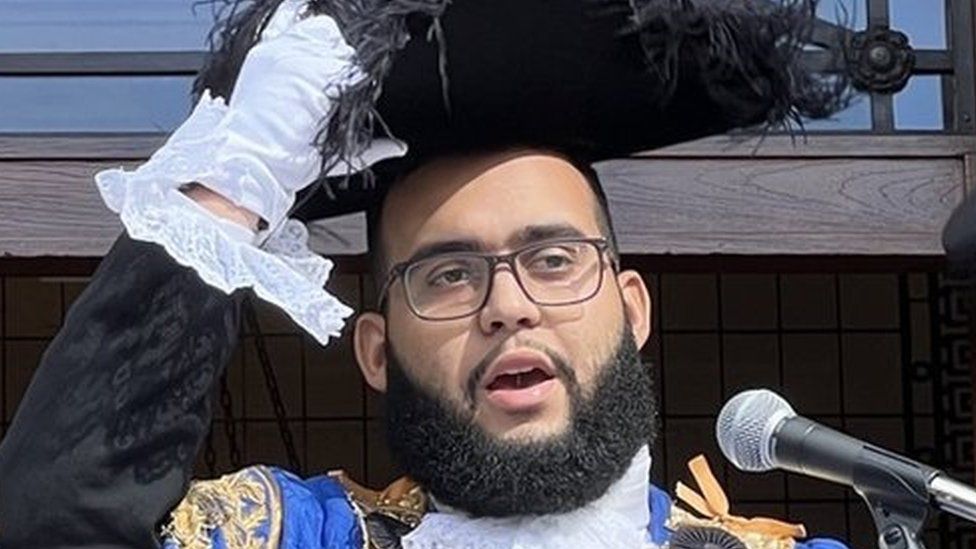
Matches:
[486,368,553,391]
[482,351,556,389]
[480,351,558,412]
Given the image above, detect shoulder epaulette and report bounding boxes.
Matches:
[162,465,282,549]
[670,455,806,549]
[329,470,430,549]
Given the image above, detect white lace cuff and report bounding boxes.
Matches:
[120,90,298,231]
[95,166,353,346]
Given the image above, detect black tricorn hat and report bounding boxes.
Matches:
[195,0,847,221]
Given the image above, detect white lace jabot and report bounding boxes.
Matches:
[401,446,659,549]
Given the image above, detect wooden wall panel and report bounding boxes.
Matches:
[0,135,167,160]
[645,134,976,159]
[0,161,366,257]
[0,161,124,257]
[0,156,964,257]
[600,158,962,255]
[4,134,976,161]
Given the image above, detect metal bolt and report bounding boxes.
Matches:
[883,527,904,545]
[868,44,895,70]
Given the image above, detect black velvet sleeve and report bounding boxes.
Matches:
[0,234,242,548]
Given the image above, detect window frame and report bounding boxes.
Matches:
[0,1,972,135]
[800,0,975,133]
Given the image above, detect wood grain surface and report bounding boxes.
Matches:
[598,157,961,255]
[0,161,366,257]
[5,134,975,160]
[1,156,962,257]
[0,135,167,160]
[642,134,976,159]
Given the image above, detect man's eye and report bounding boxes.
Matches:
[428,268,472,287]
[528,251,575,272]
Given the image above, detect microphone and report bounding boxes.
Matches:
[943,185,976,277]
[715,389,976,526]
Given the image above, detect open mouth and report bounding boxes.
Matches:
[486,368,555,391]
[481,355,560,412]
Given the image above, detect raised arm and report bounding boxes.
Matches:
[0,234,241,548]
[0,4,382,545]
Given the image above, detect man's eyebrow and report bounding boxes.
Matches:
[404,239,485,265]
[402,224,587,265]
[509,223,587,247]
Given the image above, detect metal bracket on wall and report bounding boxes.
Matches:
[846,26,916,94]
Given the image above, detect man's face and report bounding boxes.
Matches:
[354,150,652,443]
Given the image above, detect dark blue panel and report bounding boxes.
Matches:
[0,76,193,132]
[0,0,216,53]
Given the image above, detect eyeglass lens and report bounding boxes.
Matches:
[403,240,603,319]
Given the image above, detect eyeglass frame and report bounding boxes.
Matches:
[376,236,620,321]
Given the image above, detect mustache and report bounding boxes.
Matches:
[464,340,579,407]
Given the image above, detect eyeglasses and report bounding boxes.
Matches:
[377,237,617,321]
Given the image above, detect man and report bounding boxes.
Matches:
[352,150,657,530]
[0,0,850,547]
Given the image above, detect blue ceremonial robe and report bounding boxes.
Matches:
[160,465,850,549]
[0,237,851,549]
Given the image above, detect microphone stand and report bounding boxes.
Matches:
[853,447,931,549]
[865,507,926,549]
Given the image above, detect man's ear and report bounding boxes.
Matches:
[353,311,388,393]
[616,269,652,347]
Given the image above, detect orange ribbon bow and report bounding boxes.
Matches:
[675,454,808,540]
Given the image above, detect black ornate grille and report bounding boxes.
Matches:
[0,262,972,547]
[645,268,973,548]
[921,275,975,546]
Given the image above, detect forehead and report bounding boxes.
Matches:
[380,151,602,264]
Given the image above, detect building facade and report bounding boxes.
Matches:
[0,1,974,546]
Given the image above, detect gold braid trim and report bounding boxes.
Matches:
[329,470,430,548]
[162,465,282,549]
[669,506,796,549]
[329,470,428,528]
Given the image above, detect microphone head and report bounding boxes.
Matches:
[716,389,796,472]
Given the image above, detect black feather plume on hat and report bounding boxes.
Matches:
[193,0,850,219]
[194,0,449,187]
[617,0,850,126]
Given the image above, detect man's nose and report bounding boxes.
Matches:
[477,267,542,334]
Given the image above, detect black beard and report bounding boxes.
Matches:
[384,327,659,517]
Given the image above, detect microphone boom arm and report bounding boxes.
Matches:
[854,446,933,549]
[775,416,934,549]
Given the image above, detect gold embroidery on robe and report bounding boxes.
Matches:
[162,465,282,549]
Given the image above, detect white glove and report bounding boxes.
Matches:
[93,0,403,345]
[104,0,405,238]
[175,0,404,234]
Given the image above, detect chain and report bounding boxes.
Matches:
[242,297,303,473]
[219,371,243,470]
